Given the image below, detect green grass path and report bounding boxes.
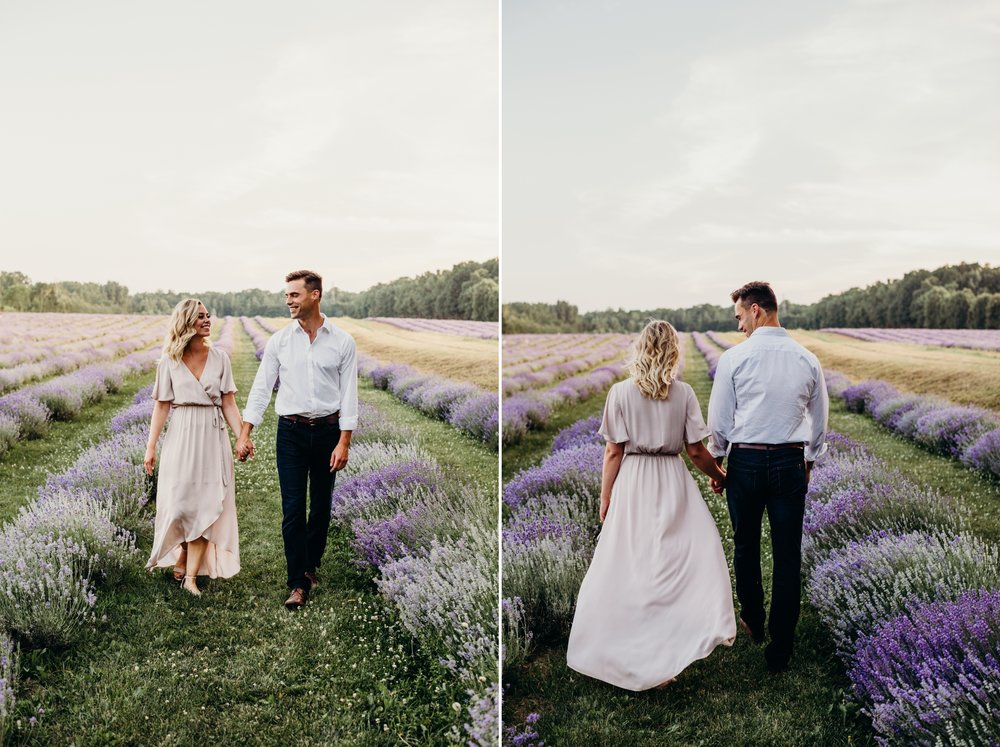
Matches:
[10,327,495,746]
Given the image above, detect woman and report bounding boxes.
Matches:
[144,299,243,595]
[566,320,736,690]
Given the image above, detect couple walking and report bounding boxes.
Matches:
[142,270,358,609]
[567,281,829,689]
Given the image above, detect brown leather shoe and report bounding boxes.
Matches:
[284,587,308,610]
[304,571,319,590]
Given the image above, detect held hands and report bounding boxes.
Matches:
[236,435,255,462]
[709,468,727,495]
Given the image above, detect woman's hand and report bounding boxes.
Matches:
[599,495,611,523]
[144,444,157,476]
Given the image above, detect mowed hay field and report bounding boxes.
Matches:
[262,317,498,391]
[711,329,1000,411]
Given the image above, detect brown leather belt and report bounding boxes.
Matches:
[281,412,340,426]
[732,442,803,450]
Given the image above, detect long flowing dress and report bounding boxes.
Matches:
[566,378,736,691]
[145,347,241,579]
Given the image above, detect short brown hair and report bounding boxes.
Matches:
[730,281,777,312]
[285,270,322,296]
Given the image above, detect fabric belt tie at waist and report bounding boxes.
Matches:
[281,412,340,426]
[625,452,679,457]
[212,406,230,487]
[732,443,804,451]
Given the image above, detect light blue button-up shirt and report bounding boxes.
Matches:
[243,315,359,431]
[707,326,828,462]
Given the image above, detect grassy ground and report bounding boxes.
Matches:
[503,334,1000,744]
[6,326,496,746]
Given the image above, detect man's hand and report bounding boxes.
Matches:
[709,477,725,495]
[330,442,349,472]
[236,434,255,462]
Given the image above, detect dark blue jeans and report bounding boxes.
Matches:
[725,446,808,663]
[275,417,340,591]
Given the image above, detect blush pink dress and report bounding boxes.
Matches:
[145,347,241,579]
[566,378,736,690]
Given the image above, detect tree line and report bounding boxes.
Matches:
[503,263,1000,333]
[0,259,498,321]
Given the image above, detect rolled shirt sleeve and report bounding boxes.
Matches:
[804,362,829,463]
[706,352,735,458]
[336,336,359,431]
[242,336,280,427]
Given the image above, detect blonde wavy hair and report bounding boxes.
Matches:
[627,320,680,400]
[162,298,212,362]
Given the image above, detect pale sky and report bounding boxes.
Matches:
[504,0,1000,311]
[0,0,497,294]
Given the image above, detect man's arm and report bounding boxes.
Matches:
[803,363,829,474]
[330,336,358,472]
[706,353,735,460]
[238,338,280,459]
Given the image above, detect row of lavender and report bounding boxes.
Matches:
[823,327,1000,352]
[0,322,161,394]
[0,313,161,364]
[361,356,498,451]
[369,317,498,339]
[501,418,604,744]
[0,351,158,462]
[501,335,685,446]
[0,385,157,737]
[803,433,999,745]
[693,331,1000,478]
[839,379,1000,476]
[332,398,497,745]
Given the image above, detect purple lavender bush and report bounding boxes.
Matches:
[962,426,1000,475]
[850,589,1000,746]
[551,416,603,453]
[376,530,497,687]
[912,405,1000,459]
[0,413,17,460]
[16,490,139,581]
[464,683,499,747]
[0,392,49,439]
[502,443,602,510]
[807,529,1000,659]
[38,429,151,532]
[0,632,16,742]
[0,526,97,647]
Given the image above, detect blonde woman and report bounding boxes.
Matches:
[144,299,243,595]
[566,320,736,690]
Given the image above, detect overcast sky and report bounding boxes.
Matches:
[0,0,497,294]
[504,0,1000,311]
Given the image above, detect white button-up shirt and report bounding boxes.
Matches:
[707,326,828,462]
[243,315,359,431]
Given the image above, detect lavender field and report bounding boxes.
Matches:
[504,328,1000,746]
[0,312,498,745]
[368,317,498,339]
[823,326,1000,351]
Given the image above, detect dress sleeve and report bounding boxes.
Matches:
[219,350,237,394]
[684,383,710,444]
[598,384,629,444]
[151,356,174,402]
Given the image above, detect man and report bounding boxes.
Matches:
[707,281,828,673]
[237,270,358,610]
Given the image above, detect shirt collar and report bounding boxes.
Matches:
[749,326,788,338]
[292,314,332,335]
